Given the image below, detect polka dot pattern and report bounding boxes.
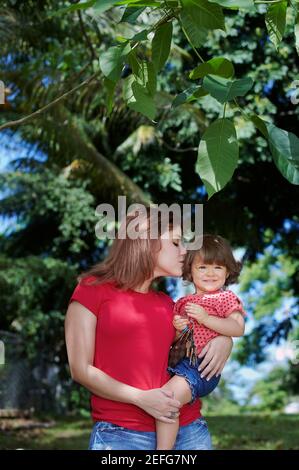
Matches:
[174,290,246,354]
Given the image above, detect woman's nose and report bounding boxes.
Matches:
[180,244,187,255]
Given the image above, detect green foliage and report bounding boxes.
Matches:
[265,1,288,50]
[247,366,289,411]
[99,42,132,81]
[180,0,226,47]
[0,168,97,258]
[202,75,253,103]
[128,80,157,119]
[0,254,77,360]
[233,241,299,366]
[76,0,299,197]
[189,57,235,79]
[196,118,239,197]
[0,162,105,413]
[152,22,173,71]
[266,123,299,185]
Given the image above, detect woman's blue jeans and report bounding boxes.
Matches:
[88,417,212,450]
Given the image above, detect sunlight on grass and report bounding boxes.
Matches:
[1,415,299,450]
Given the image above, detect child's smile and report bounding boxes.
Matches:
[191,257,229,294]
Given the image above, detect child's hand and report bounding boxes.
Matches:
[172,315,189,332]
[185,303,209,325]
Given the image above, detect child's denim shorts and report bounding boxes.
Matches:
[167,356,221,404]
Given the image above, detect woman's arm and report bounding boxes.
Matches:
[65,301,181,423]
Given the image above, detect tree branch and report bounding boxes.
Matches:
[160,139,197,153]
[0,71,100,132]
[77,10,97,61]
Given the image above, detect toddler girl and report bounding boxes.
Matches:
[156,234,246,450]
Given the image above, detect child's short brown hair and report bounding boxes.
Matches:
[183,234,242,286]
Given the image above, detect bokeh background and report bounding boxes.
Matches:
[0,0,299,449]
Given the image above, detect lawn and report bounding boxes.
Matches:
[0,414,298,450]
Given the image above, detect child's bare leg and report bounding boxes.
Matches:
[156,375,192,450]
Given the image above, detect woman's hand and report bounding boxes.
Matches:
[134,389,182,424]
[197,335,233,380]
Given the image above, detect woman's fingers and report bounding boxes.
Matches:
[161,390,181,409]
[200,357,218,380]
[197,342,210,359]
[214,360,226,376]
[197,351,214,376]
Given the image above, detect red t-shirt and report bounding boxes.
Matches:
[69,277,201,431]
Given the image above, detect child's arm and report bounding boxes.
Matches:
[185,304,245,337]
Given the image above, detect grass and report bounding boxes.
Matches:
[0,414,299,450]
[207,414,299,450]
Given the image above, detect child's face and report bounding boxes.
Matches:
[191,256,229,294]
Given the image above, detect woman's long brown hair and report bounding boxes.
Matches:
[79,207,176,290]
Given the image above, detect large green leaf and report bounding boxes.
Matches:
[123,75,135,103]
[180,0,225,47]
[115,0,161,6]
[145,62,157,96]
[172,85,207,107]
[190,57,234,79]
[207,0,255,10]
[99,43,131,82]
[250,114,269,139]
[130,29,150,42]
[120,6,146,23]
[129,56,157,96]
[127,81,157,120]
[152,22,173,71]
[93,0,119,13]
[251,116,299,185]
[47,0,96,18]
[267,124,299,185]
[265,1,287,50]
[196,118,239,198]
[104,78,116,116]
[203,74,253,103]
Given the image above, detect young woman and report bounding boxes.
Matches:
[65,208,233,450]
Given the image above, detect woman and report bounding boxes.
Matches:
[65,208,233,450]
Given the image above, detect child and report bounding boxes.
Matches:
[156,234,246,450]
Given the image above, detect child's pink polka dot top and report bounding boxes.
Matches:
[174,289,246,354]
